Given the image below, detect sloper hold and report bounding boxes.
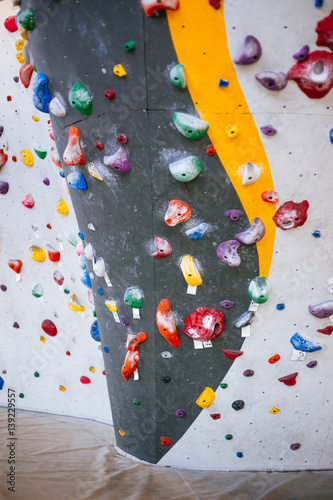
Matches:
[309,300,333,318]
[151,236,172,258]
[183,307,225,341]
[63,127,85,166]
[278,372,298,386]
[33,144,47,160]
[88,162,103,181]
[165,199,192,226]
[290,332,322,352]
[216,240,241,267]
[46,243,60,262]
[80,376,91,384]
[273,200,309,230]
[122,332,147,381]
[41,319,57,337]
[29,245,46,262]
[18,9,34,31]
[234,35,262,64]
[316,10,333,51]
[169,155,203,182]
[185,223,208,240]
[53,270,64,286]
[141,0,179,16]
[156,299,181,347]
[248,276,271,304]
[56,199,68,215]
[67,172,87,191]
[242,162,261,185]
[180,255,202,287]
[124,287,143,309]
[19,63,33,88]
[170,63,186,89]
[222,349,243,359]
[50,97,66,117]
[19,149,33,166]
[68,294,85,312]
[69,82,92,115]
[21,193,34,208]
[33,73,51,113]
[236,217,265,244]
[103,147,130,172]
[256,71,288,91]
[287,51,333,99]
[173,112,209,139]
[196,387,215,408]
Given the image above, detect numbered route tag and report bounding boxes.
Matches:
[248,301,259,312]
[133,369,139,381]
[104,272,112,287]
[193,340,213,349]
[187,285,197,295]
[241,325,251,337]
[290,349,306,361]
[59,242,64,252]
[133,308,140,319]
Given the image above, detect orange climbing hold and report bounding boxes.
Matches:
[63,127,85,166]
[268,354,281,364]
[46,243,60,262]
[156,299,181,347]
[165,199,192,226]
[19,63,34,89]
[160,436,172,446]
[0,149,8,168]
[8,259,22,274]
[122,332,147,381]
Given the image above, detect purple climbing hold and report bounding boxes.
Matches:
[121,316,130,326]
[1,285,7,291]
[0,181,9,194]
[13,322,19,328]
[226,209,242,221]
[175,409,187,418]
[293,45,310,61]
[290,443,301,451]
[234,35,262,65]
[256,71,288,91]
[306,360,317,368]
[309,300,333,318]
[0,127,4,137]
[43,178,50,186]
[243,369,254,377]
[216,240,241,267]
[260,125,277,136]
[13,76,19,83]
[236,217,265,245]
[103,147,130,172]
[220,300,235,309]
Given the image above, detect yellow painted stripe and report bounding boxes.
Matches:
[167,2,276,278]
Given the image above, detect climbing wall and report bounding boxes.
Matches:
[0,1,111,423]
[9,0,333,470]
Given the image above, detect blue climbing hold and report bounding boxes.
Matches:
[315,0,324,6]
[59,171,65,178]
[219,78,229,87]
[33,73,51,113]
[312,230,321,238]
[80,268,91,288]
[276,303,285,310]
[97,288,103,295]
[185,222,208,240]
[0,376,4,390]
[329,128,333,143]
[67,172,87,191]
[78,252,87,270]
[78,231,84,240]
[236,452,243,458]
[90,319,100,342]
[103,346,109,353]
[290,332,322,352]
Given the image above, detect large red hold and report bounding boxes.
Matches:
[222,349,243,360]
[317,326,333,335]
[273,200,309,230]
[19,63,34,89]
[278,372,298,386]
[287,51,333,99]
[316,10,333,51]
[141,0,179,16]
[41,319,57,337]
[4,16,18,33]
[156,299,181,348]
[183,307,225,342]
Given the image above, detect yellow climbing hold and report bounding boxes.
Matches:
[19,149,34,166]
[16,52,25,64]
[180,255,202,287]
[113,64,126,77]
[88,162,103,181]
[105,300,117,312]
[118,428,126,436]
[196,387,215,409]
[20,28,29,41]
[89,366,96,373]
[40,335,46,343]
[226,125,239,139]
[269,407,280,414]
[68,294,85,312]
[15,39,25,51]
[59,385,66,392]
[56,199,69,215]
[32,115,40,122]
[29,245,46,262]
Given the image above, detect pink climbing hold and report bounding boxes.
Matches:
[141,0,179,16]
[80,376,91,384]
[0,149,8,169]
[4,16,18,33]
[63,127,85,166]
[151,236,172,258]
[19,63,34,89]
[48,120,55,141]
[53,270,64,286]
[21,193,35,208]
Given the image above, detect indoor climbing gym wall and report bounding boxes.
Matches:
[0,1,112,424]
[4,0,333,471]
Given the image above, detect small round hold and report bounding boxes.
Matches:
[97,288,104,295]
[78,231,84,240]
[206,145,216,155]
[59,171,65,178]
[104,89,115,100]
[13,322,19,329]
[312,230,321,238]
[225,434,233,440]
[1,285,7,291]
[260,125,277,136]
[43,178,50,185]
[220,383,228,389]
[103,346,109,353]
[18,393,24,399]
[226,125,239,138]
[124,41,136,51]
[133,399,141,405]
[2,370,7,374]
[66,351,71,356]
[161,374,171,383]
[121,316,130,326]
[290,443,301,451]
[94,142,104,150]
[161,351,172,359]
[306,360,317,368]
[34,372,40,377]
[13,76,19,83]
[175,409,187,418]
[236,452,243,458]
[276,303,285,311]
[117,134,129,144]
[64,288,70,294]
[232,399,244,411]
[12,156,17,162]
[243,369,254,377]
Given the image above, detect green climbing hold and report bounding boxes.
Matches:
[173,112,209,139]
[68,82,92,115]
[124,287,143,309]
[34,372,40,378]
[225,434,233,440]
[32,284,44,298]
[124,41,136,51]
[170,63,186,89]
[18,9,34,31]
[64,288,70,294]
[18,393,24,399]
[220,383,228,389]
[169,155,203,182]
[133,399,141,405]
[93,310,97,317]
[248,276,271,304]
[33,144,47,160]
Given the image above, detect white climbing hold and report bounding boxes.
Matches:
[242,162,261,185]
[88,162,103,181]
[93,257,106,277]
[84,243,94,260]
[50,97,66,117]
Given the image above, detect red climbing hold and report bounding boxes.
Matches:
[7,96,12,102]
[210,413,221,419]
[316,11,333,51]
[268,354,281,364]
[273,200,309,230]
[53,270,64,286]
[66,351,71,356]
[160,436,172,446]
[116,134,129,144]
[206,145,216,155]
[0,149,8,169]
[141,0,179,16]
[8,259,22,274]
[21,193,35,208]
[41,319,58,337]
[278,372,298,386]
[20,63,34,89]
[317,326,333,335]
[156,299,181,348]
[4,16,18,33]
[63,127,85,166]
[46,243,60,262]
[94,142,104,150]
[80,376,91,384]
[46,224,52,229]
[12,156,17,162]
[209,0,221,9]
[183,307,225,341]
[104,89,115,100]
[287,51,333,99]
[222,349,244,360]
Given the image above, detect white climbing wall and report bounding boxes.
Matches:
[159,0,333,470]
[0,0,111,424]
